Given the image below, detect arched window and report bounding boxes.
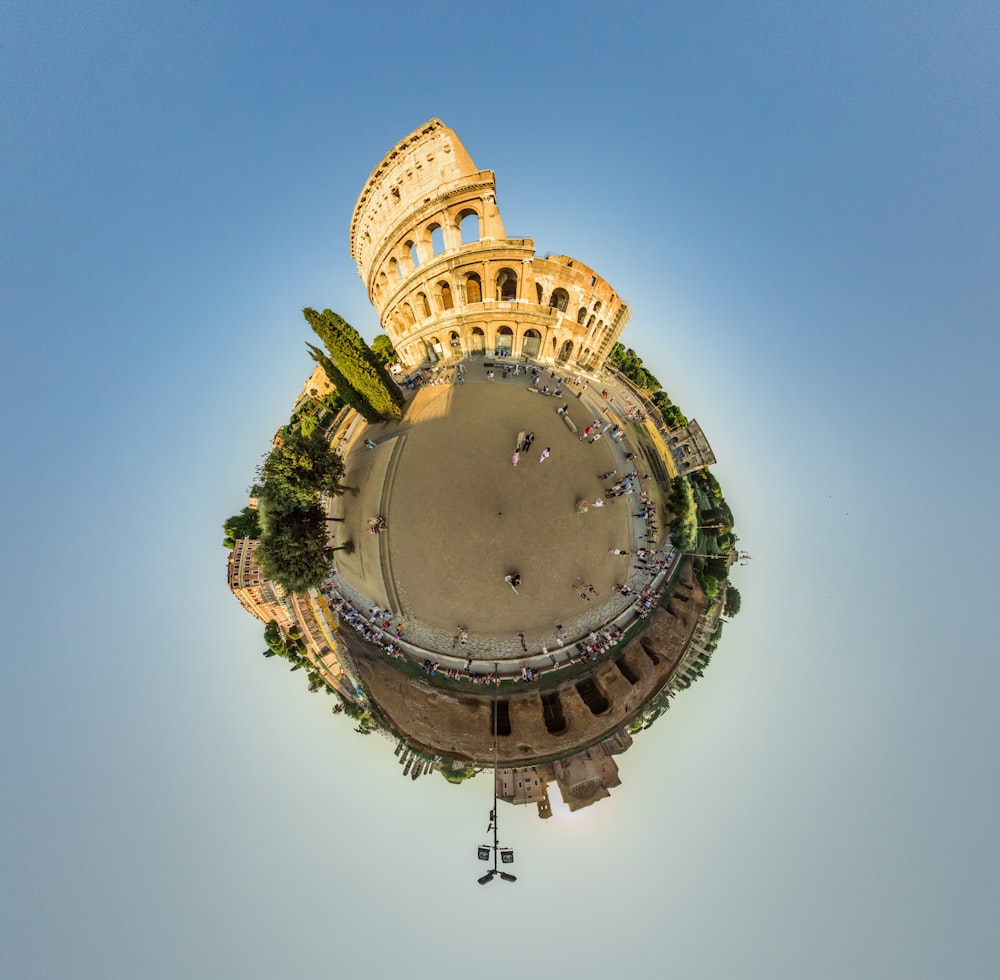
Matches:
[416,292,431,318]
[389,257,405,281]
[449,330,461,350]
[521,329,541,358]
[429,224,445,255]
[593,300,602,313]
[458,210,480,244]
[438,281,453,311]
[465,273,482,304]
[401,303,415,327]
[407,241,420,268]
[536,283,544,304]
[549,288,569,313]
[577,307,587,324]
[586,315,595,329]
[558,339,573,362]
[496,325,513,355]
[496,268,517,301]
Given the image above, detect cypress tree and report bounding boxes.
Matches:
[304,308,403,420]
[305,342,380,423]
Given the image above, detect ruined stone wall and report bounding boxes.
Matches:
[349,119,630,372]
[346,559,705,767]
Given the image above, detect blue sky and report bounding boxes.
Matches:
[2,2,998,978]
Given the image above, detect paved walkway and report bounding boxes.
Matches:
[327,360,669,661]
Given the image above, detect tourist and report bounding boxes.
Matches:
[538,447,550,462]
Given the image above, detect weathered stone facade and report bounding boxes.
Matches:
[350,119,630,370]
[345,559,705,769]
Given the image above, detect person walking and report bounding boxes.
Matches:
[538,447,550,463]
[512,450,520,466]
[523,432,535,452]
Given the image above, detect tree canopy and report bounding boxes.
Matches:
[305,308,403,420]
[223,506,261,548]
[260,426,347,510]
[724,586,742,617]
[668,476,698,550]
[251,426,347,594]
[256,502,329,593]
[371,334,398,366]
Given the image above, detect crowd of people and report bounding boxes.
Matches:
[318,356,681,685]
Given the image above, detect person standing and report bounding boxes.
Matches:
[538,447,550,463]
[512,450,520,466]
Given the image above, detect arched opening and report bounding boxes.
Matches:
[615,657,639,685]
[586,315,595,329]
[449,330,461,352]
[521,328,541,358]
[540,692,567,735]
[495,326,513,357]
[492,700,512,737]
[471,327,485,353]
[536,283,544,304]
[557,339,573,362]
[429,224,445,256]
[458,210,480,244]
[401,303,415,327]
[575,678,610,715]
[593,300,602,313]
[416,292,431,318]
[427,336,443,363]
[407,241,420,268]
[389,257,403,281]
[437,281,453,311]
[496,268,517,301]
[465,273,482,304]
[577,306,587,324]
[549,288,569,313]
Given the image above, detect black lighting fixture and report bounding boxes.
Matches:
[475,690,519,885]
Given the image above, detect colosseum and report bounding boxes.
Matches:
[349,118,630,371]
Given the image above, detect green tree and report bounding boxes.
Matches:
[307,342,381,423]
[371,333,398,366]
[223,506,261,548]
[260,426,347,508]
[256,502,329,593]
[305,309,403,420]
[700,573,720,600]
[668,476,697,550]
[724,586,742,617]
